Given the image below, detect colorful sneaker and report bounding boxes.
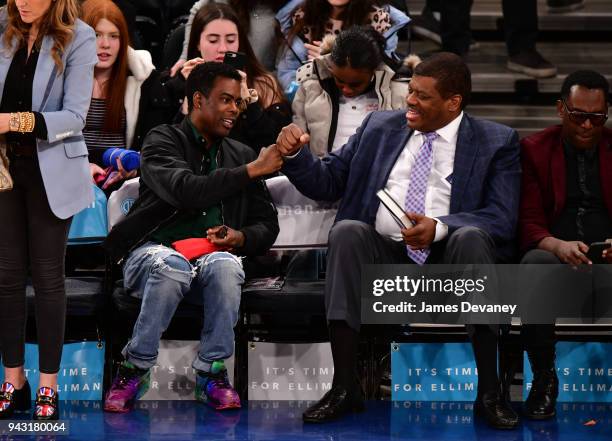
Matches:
[104,361,150,413]
[34,387,59,420]
[195,361,241,410]
[0,381,31,419]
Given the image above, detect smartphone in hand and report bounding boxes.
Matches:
[586,241,611,263]
[223,52,246,71]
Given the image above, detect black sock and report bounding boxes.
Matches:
[524,324,556,371]
[329,320,360,393]
[527,345,556,372]
[469,325,500,397]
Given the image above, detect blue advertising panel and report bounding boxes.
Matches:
[392,343,479,401]
[524,342,612,402]
[0,341,104,400]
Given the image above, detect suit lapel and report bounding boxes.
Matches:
[450,115,477,213]
[378,122,412,186]
[0,35,18,106]
[32,35,56,112]
[388,126,412,168]
[550,138,566,218]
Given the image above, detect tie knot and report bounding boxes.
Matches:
[423,132,438,142]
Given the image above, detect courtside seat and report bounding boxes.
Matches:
[243,279,326,316]
[241,176,335,340]
[242,278,327,345]
[26,276,105,317]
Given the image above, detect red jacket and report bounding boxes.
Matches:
[519,125,612,252]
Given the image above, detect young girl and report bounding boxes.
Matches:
[179,3,291,152]
[293,26,416,156]
[82,0,183,191]
[276,0,410,90]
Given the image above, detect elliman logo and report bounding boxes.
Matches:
[121,198,135,215]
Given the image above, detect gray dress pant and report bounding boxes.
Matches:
[325,220,497,331]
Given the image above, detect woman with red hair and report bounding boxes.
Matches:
[81,0,183,192]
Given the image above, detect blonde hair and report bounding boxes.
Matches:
[3,0,80,73]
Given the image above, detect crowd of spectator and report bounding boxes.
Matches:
[0,0,609,433]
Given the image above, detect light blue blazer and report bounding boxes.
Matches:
[0,10,97,219]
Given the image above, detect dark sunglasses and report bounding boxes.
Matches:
[561,99,608,127]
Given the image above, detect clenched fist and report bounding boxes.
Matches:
[246,145,283,178]
[276,123,310,157]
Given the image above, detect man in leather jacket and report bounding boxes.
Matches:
[103,62,282,413]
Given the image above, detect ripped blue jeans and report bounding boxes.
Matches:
[121,242,244,372]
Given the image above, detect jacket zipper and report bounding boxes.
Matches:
[216,147,226,226]
[378,71,386,109]
[201,145,225,225]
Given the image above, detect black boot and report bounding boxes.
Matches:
[525,349,558,420]
[303,321,364,423]
[0,381,31,419]
[302,385,364,423]
[474,390,520,429]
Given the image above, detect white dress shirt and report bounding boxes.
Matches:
[332,90,380,152]
[375,112,464,242]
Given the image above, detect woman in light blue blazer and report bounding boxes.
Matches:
[0,0,96,420]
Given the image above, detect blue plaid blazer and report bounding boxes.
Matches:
[282,110,521,259]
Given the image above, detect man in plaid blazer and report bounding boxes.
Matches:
[277,53,521,429]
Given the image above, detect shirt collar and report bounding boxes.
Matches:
[187,117,207,147]
[564,137,598,160]
[414,111,464,145]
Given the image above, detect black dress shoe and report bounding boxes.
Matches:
[33,387,59,420]
[0,381,31,419]
[474,391,519,429]
[525,369,558,420]
[303,386,364,423]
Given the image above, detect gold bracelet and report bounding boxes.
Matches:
[18,112,26,133]
[28,112,35,132]
[17,112,34,133]
[25,112,34,133]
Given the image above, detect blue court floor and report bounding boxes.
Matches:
[2,400,611,440]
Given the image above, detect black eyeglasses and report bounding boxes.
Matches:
[561,99,608,127]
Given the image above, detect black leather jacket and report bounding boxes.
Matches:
[104,117,279,263]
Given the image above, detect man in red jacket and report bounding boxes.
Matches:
[519,70,611,420]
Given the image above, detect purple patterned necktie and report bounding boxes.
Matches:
[405,131,438,265]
